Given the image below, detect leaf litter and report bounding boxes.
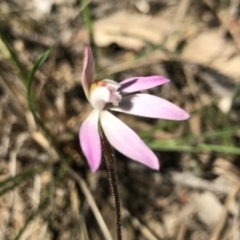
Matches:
[0,0,240,239]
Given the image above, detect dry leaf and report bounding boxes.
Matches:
[182,31,240,78]
[190,191,223,228]
[94,11,172,50]
[93,11,240,79]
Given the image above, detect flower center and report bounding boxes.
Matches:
[89,79,122,110]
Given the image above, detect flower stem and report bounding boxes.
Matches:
[100,129,122,240]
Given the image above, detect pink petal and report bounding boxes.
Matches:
[119,76,169,94]
[82,45,94,100]
[79,109,101,172]
[100,110,159,170]
[110,94,190,120]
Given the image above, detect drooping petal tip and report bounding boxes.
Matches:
[79,109,101,172]
[181,110,190,120]
[100,110,160,170]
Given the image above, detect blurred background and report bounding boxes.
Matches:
[0,0,240,239]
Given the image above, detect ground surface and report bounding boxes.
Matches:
[0,0,240,239]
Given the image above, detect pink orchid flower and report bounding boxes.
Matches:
[79,46,189,172]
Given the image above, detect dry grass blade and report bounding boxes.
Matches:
[209,185,240,240]
[123,208,159,240]
[66,167,113,240]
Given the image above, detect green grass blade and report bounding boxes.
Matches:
[0,168,39,188]
[0,168,39,196]
[27,46,54,109]
[13,197,49,240]
[26,46,64,158]
[80,0,94,47]
[149,141,240,155]
[0,30,27,83]
[79,0,98,69]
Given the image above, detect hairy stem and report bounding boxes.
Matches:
[101,130,122,240]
